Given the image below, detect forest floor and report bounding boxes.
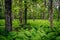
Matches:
[0,19,60,40]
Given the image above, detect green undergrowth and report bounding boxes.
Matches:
[0,19,60,40]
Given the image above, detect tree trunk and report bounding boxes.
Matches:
[49,0,53,30]
[19,0,23,25]
[24,0,27,24]
[42,12,45,19]
[43,0,46,19]
[5,0,12,32]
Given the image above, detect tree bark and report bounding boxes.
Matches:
[24,0,27,24]
[49,0,53,29]
[5,0,12,32]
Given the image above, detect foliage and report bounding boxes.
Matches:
[0,0,59,19]
[0,20,60,40]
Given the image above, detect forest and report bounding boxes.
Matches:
[0,0,60,40]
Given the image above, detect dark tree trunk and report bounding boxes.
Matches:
[49,0,53,29]
[24,1,27,24]
[5,0,12,32]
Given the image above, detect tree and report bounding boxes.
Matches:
[49,0,53,29]
[19,0,23,25]
[5,0,12,32]
[43,0,46,19]
[24,0,27,24]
